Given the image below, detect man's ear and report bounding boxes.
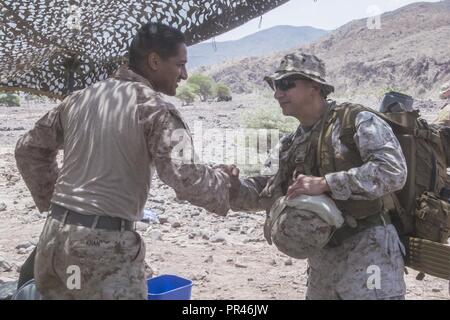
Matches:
[147,52,160,71]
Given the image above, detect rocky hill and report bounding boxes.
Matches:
[201,1,450,101]
[188,25,328,69]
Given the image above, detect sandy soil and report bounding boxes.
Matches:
[0,95,448,300]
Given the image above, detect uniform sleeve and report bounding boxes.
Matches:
[145,106,231,216]
[14,99,68,212]
[229,175,273,212]
[324,111,407,201]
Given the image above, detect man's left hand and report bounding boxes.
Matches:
[286,174,330,199]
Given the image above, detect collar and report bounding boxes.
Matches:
[113,65,154,89]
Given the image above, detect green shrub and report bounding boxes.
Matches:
[187,74,214,101]
[241,104,298,134]
[176,84,197,105]
[0,93,20,107]
[214,82,231,101]
[238,104,298,176]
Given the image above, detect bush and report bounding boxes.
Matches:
[239,104,298,176]
[0,93,20,107]
[241,104,298,134]
[214,83,232,101]
[176,84,197,106]
[187,74,214,101]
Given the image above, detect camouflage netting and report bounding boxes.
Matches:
[0,0,289,99]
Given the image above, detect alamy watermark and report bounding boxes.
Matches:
[366,265,381,290]
[366,5,382,30]
[169,121,282,174]
[66,265,81,290]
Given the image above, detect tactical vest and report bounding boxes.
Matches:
[304,103,385,221]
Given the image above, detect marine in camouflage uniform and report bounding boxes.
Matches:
[15,23,231,299]
[435,82,450,295]
[226,53,408,300]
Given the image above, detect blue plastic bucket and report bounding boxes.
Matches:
[147,275,193,300]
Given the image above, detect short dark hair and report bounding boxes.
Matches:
[128,22,185,69]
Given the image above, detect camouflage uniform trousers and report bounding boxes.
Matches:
[306,224,406,300]
[34,216,147,300]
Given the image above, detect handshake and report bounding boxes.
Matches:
[214,164,331,200]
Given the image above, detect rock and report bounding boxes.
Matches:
[147,230,162,241]
[204,255,214,263]
[25,203,36,210]
[0,281,18,300]
[173,197,188,204]
[151,205,166,214]
[228,226,240,232]
[191,271,208,281]
[150,254,164,262]
[210,231,228,243]
[270,259,277,266]
[243,238,265,244]
[135,222,149,232]
[144,261,154,278]
[247,278,254,281]
[17,247,34,255]
[158,216,169,224]
[188,233,196,239]
[284,258,293,266]
[0,256,12,272]
[432,288,441,293]
[167,216,181,228]
[0,203,6,212]
[190,211,200,217]
[23,212,45,223]
[171,221,181,228]
[16,241,35,251]
[0,276,16,284]
[235,262,248,268]
[240,226,249,234]
[227,212,240,218]
[150,198,165,204]
[141,209,160,224]
[202,234,210,240]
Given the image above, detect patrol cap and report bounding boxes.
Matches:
[264,52,335,96]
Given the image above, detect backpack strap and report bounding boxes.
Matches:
[334,103,373,153]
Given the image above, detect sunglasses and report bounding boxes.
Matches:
[270,76,306,92]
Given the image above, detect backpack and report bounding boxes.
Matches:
[335,102,450,280]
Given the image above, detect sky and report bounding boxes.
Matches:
[213,0,441,42]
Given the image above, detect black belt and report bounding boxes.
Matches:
[50,204,135,231]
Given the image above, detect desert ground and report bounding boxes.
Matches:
[0,94,449,300]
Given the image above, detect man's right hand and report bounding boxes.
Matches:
[214,164,241,200]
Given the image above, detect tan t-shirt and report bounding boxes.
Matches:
[15,66,230,221]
